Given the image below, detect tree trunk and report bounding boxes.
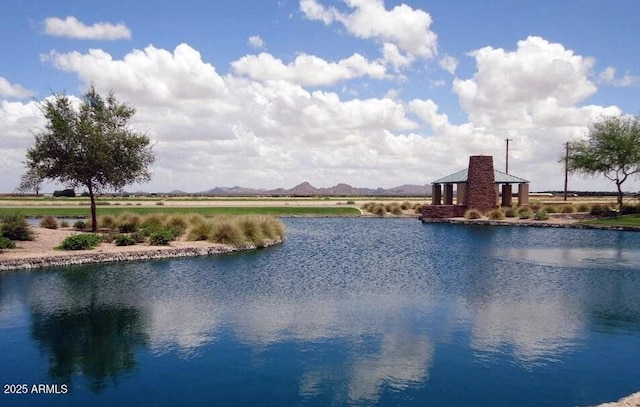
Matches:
[88,183,97,232]
[616,181,624,212]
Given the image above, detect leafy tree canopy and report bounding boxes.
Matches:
[567,114,640,210]
[26,85,154,230]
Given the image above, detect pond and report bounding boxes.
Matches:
[1,218,639,406]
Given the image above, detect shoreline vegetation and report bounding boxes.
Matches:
[0,213,285,272]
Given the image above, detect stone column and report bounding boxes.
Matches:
[456,183,466,205]
[501,184,512,206]
[432,184,442,205]
[517,183,529,206]
[443,184,454,205]
[465,155,497,212]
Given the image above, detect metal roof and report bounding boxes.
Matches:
[433,168,529,184]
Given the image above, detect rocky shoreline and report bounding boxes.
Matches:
[0,239,282,272]
[421,217,640,232]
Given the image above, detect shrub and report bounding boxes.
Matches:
[621,204,640,215]
[73,220,87,230]
[576,203,590,212]
[414,204,423,214]
[260,216,285,240]
[187,220,215,241]
[504,207,516,218]
[117,212,141,233]
[400,201,411,210]
[114,234,137,246]
[487,209,505,220]
[544,205,558,214]
[384,203,394,212]
[155,201,165,206]
[208,220,246,246]
[149,229,174,246]
[98,215,117,230]
[464,209,483,219]
[534,209,549,221]
[60,220,70,228]
[590,204,616,217]
[390,205,403,215]
[346,200,356,205]
[237,216,265,244]
[164,215,188,237]
[58,234,101,250]
[518,210,533,219]
[188,214,207,226]
[561,204,576,213]
[131,232,147,243]
[0,214,33,241]
[0,236,16,249]
[141,214,167,236]
[370,204,385,216]
[39,216,59,229]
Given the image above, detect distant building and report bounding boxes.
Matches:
[422,155,529,219]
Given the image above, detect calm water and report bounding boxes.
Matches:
[1,218,639,407]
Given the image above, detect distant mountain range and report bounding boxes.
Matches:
[165,182,431,197]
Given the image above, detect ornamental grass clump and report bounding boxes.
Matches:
[518,209,533,219]
[187,220,215,241]
[504,207,516,218]
[401,201,411,210]
[208,218,246,246]
[73,220,87,230]
[464,209,483,220]
[487,209,505,220]
[237,216,265,244]
[534,209,549,221]
[98,215,117,230]
[117,212,141,233]
[58,233,101,250]
[544,205,558,214]
[370,203,386,216]
[561,204,576,213]
[39,216,58,229]
[114,234,137,246]
[576,203,590,212]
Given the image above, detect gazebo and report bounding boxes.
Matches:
[423,155,529,219]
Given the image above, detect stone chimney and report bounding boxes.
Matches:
[464,155,497,212]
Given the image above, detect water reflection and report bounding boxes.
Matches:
[31,306,147,393]
[1,219,639,406]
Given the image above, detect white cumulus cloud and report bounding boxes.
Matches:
[0,77,34,98]
[232,52,387,86]
[43,16,132,40]
[248,35,265,49]
[300,0,437,64]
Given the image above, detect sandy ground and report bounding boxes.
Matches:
[593,392,640,407]
[0,227,230,261]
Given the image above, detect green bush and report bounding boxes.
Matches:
[544,205,558,214]
[164,215,188,238]
[621,204,640,215]
[117,212,141,233]
[114,234,137,246]
[487,209,505,220]
[58,234,101,250]
[518,210,533,219]
[561,204,576,213]
[100,233,116,243]
[131,232,147,243]
[0,236,16,249]
[39,216,59,229]
[149,229,174,246]
[590,204,616,217]
[0,214,33,241]
[534,209,549,221]
[464,209,483,219]
[73,220,87,230]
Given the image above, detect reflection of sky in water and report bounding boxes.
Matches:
[1,219,640,406]
[495,247,640,269]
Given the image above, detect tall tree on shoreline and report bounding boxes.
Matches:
[566,114,640,211]
[15,167,44,195]
[25,86,155,231]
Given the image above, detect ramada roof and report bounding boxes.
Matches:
[433,168,529,184]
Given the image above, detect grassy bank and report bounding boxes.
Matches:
[0,206,360,217]
[581,214,640,227]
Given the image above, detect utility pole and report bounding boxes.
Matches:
[563,141,570,201]
[505,138,513,173]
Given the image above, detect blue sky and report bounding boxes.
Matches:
[1,0,639,193]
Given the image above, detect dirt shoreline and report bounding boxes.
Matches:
[0,227,282,272]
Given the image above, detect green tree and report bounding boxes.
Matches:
[567,114,640,211]
[26,86,155,231]
[15,166,44,195]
